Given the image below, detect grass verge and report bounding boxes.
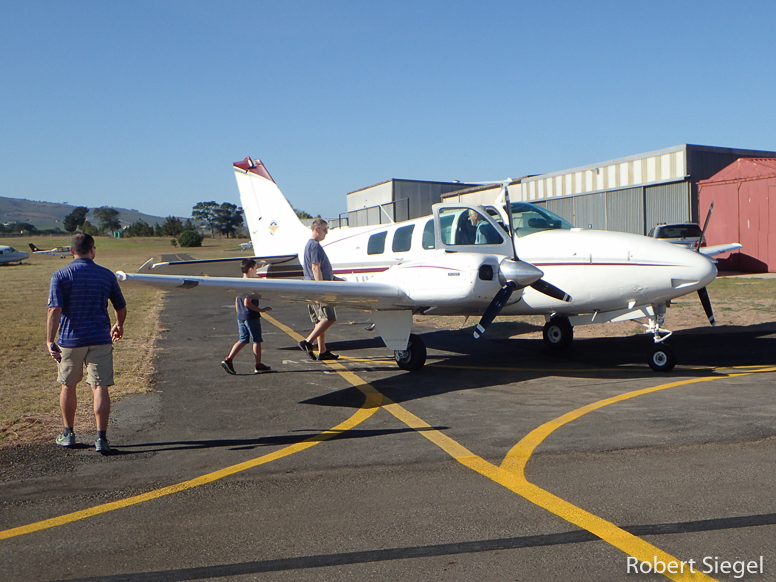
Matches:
[0,235,247,446]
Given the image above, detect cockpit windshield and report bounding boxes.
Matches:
[510,202,574,237]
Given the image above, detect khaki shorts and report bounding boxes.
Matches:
[58,344,114,387]
[308,303,337,324]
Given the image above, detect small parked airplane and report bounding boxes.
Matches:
[28,243,71,257]
[0,245,30,264]
[117,157,738,372]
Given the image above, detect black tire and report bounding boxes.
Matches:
[648,344,676,372]
[395,333,427,371]
[543,317,573,350]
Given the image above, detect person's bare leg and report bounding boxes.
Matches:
[252,342,262,365]
[92,384,110,432]
[307,319,334,353]
[60,384,77,428]
[226,341,246,360]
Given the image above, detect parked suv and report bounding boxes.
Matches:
[647,223,704,249]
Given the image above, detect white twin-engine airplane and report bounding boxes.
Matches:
[117,157,738,373]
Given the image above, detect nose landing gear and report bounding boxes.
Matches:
[644,304,675,372]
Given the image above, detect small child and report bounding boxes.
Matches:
[221,259,272,374]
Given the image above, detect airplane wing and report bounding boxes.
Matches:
[137,254,300,277]
[116,271,411,311]
[699,243,742,257]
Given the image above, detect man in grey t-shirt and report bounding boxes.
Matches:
[299,218,342,361]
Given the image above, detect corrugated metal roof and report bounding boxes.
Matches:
[699,158,776,184]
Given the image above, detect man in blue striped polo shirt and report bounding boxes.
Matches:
[46,233,127,454]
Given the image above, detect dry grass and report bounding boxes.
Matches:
[0,235,247,446]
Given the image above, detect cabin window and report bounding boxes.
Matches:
[392,224,415,253]
[367,231,387,255]
[510,202,573,237]
[422,219,435,249]
[437,207,503,245]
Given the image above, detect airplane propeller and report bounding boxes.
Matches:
[695,201,716,327]
[697,286,715,326]
[474,185,572,339]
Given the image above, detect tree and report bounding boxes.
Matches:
[80,220,99,236]
[93,207,121,234]
[178,230,203,247]
[125,219,155,237]
[160,216,184,237]
[64,206,89,233]
[16,222,37,234]
[192,201,220,238]
[215,202,244,238]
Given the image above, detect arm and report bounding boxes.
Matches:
[111,307,127,341]
[47,307,62,362]
[243,297,272,314]
[311,262,344,282]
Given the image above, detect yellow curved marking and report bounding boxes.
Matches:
[351,366,776,581]
[0,315,384,541]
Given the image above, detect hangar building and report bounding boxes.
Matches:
[344,144,776,271]
[441,144,776,234]
[346,179,475,227]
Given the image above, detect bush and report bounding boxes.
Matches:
[178,230,203,247]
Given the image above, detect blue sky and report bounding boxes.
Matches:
[2,1,775,220]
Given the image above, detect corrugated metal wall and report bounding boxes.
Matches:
[644,181,690,230]
[606,187,644,234]
[535,183,684,234]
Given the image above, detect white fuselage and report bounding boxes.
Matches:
[0,245,30,264]
[311,218,716,318]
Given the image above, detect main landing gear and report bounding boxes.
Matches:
[394,333,427,371]
[543,316,573,350]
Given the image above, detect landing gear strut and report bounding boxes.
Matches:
[395,333,427,371]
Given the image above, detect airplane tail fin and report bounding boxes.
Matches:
[233,157,310,257]
[28,243,40,252]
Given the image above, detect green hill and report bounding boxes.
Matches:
[0,196,176,230]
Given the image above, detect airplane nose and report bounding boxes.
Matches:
[668,245,717,290]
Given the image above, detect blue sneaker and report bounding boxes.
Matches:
[94,436,111,454]
[56,432,76,447]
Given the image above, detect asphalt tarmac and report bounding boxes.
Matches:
[1,294,775,582]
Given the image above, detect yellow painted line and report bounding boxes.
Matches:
[346,362,776,580]
[1,315,384,541]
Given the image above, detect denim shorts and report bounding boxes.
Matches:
[238,318,263,344]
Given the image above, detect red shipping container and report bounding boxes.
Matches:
[698,158,776,272]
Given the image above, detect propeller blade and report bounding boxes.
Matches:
[530,279,572,302]
[696,201,714,252]
[697,286,715,326]
[474,281,517,339]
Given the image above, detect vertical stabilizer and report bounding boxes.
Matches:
[233,157,309,257]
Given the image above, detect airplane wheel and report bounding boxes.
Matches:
[648,344,676,372]
[395,333,427,371]
[543,317,573,350]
